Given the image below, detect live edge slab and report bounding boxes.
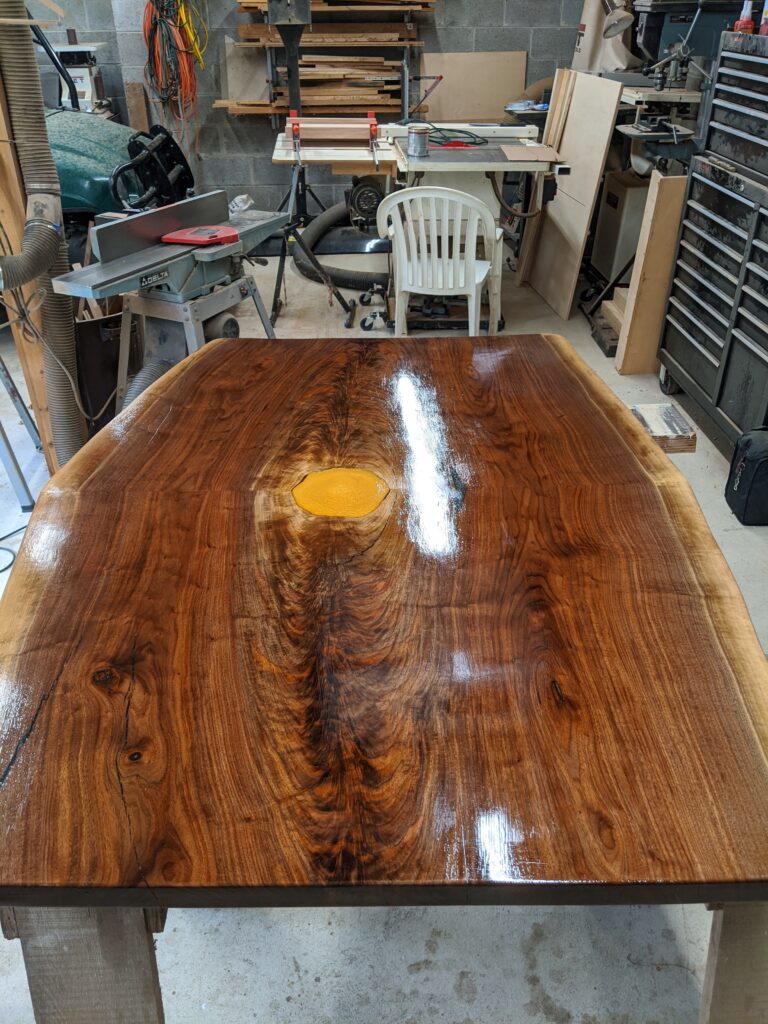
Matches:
[1,335,766,1023]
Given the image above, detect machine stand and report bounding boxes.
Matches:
[271,226,357,329]
[116,276,276,413]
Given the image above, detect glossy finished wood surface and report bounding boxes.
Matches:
[1,334,767,907]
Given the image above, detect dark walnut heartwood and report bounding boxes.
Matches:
[1,334,767,908]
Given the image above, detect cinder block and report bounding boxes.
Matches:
[530,24,578,59]
[418,24,476,53]
[506,0,562,26]
[475,26,532,51]
[437,0,504,25]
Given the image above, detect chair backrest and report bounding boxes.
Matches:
[377,185,497,294]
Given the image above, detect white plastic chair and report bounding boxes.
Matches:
[376,185,503,336]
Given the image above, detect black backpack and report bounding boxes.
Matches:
[725,428,768,526]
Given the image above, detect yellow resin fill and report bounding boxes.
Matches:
[292,468,389,518]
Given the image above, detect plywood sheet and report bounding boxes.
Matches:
[615,171,687,375]
[222,38,269,102]
[501,143,559,163]
[418,51,526,121]
[528,72,623,319]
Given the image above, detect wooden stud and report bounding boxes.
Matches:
[699,903,768,1024]
[12,907,165,1024]
[0,77,58,472]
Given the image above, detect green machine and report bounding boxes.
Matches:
[46,107,195,264]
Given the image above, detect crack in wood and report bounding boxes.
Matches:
[114,634,161,906]
[0,672,62,788]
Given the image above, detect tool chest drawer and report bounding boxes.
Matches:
[706,33,768,185]
[659,155,768,440]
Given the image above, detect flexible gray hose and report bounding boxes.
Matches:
[124,359,174,406]
[0,219,61,290]
[0,0,84,465]
[293,202,389,292]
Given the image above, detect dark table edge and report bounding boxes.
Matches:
[2,882,767,909]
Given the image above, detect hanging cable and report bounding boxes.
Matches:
[143,0,208,146]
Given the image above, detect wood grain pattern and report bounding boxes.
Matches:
[0,334,767,907]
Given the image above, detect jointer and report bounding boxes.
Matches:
[52,190,289,411]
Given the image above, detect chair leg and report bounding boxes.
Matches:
[489,273,502,334]
[395,291,409,336]
[467,287,482,337]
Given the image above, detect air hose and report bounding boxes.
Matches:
[0,0,84,466]
[292,202,389,293]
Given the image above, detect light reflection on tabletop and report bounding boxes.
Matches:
[393,371,460,559]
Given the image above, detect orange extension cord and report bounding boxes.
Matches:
[143,0,207,145]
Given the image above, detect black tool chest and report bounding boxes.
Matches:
[659,32,768,441]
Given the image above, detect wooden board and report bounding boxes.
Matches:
[240,0,434,8]
[528,73,623,319]
[12,908,163,1024]
[418,51,527,121]
[0,78,58,472]
[515,68,576,285]
[700,904,768,1024]
[615,171,687,376]
[600,297,624,334]
[124,82,150,133]
[238,22,422,46]
[501,143,559,163]
[630,403,697,453]
[1,334,767,906]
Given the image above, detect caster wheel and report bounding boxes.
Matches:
[360,292,372,306]
[361,316,375,332]
[580,286,598,303]
[659,368,681,395]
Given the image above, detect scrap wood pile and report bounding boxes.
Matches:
[217,0,434,115]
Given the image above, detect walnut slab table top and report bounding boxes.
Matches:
[1,333,767,911]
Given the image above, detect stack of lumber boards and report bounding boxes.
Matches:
[239,1,433,9]
[273,56,401,109]
[238,21,422,47]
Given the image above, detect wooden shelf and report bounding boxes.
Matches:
[237,22,423,46]
[214,99,401,115]
[220,3,434,118]
[239,1,433,10]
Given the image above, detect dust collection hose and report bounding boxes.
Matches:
[0,0,84,466]
[124,359,174,407]
[292,202,389,293]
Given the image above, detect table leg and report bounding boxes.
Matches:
[6,907,165,1024]
[699,903,768,1024]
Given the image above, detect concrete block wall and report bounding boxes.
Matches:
[29,0,581,208]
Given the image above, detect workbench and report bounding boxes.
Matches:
[1,334,767,1023]
[272,121,563,217]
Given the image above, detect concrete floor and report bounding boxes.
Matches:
[0,255,766,1024]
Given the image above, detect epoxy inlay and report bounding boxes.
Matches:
[292,468,390,518]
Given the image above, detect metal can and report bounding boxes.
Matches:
[407,124,430,158]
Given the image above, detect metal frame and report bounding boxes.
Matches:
[115,276,275,413]
[0,421,34,513]
[0,355,41,452]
